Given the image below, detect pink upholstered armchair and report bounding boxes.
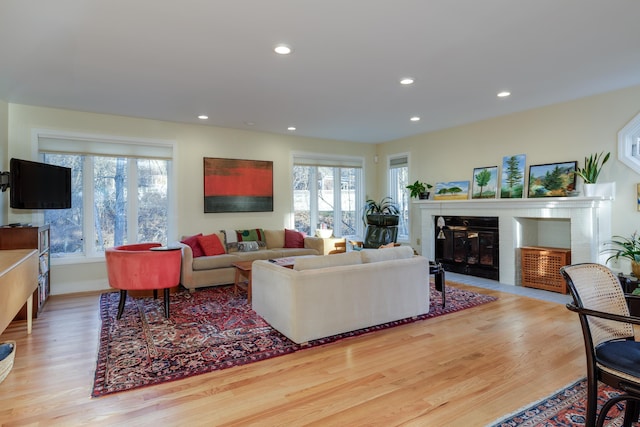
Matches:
[105,243,182,319]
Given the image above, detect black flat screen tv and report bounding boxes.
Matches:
[10,158,71,209]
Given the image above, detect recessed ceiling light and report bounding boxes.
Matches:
[197,115,208,120]
[287,126,296,131]
[274,44,292,55]
[400,78,414,85]
[497,91,511,98]
[410,116,420,122]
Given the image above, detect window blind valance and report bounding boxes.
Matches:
[37,133,174,160]
[292,153,363,168]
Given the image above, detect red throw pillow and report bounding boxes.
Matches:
[181,233,204,258]
[284,229,305,248]
[197,233,226,256]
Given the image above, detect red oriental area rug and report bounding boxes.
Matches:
[92,282,496,397]
[489,378,628,427]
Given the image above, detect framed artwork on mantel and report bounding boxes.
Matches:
[500,154,526,198]
[527,161,577,198]
[472,166,498,199]
[434,181,470,200]
[203,157,273,213]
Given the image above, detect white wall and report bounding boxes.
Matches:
[5,104,377,294]
[378,84,640,272]
[4,84,640,293]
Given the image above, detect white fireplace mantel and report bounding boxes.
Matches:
[416,197,612,286]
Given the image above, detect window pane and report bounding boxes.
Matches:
[43,153,84,256]
[389,165,409,240]
[317,167,334,231]
[338,168,358,237]
[293,163,362,238]
[293,165,312,235]
[94,157,128,250]
[137,159,169,244]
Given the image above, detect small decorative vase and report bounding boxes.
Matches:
[632,261,640,278]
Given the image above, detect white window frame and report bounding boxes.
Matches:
[291,152,365,238]
[388,153,410,243]
[31,129,178,264]
[618,111,640,174]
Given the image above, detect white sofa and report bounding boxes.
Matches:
[251,246,430,344]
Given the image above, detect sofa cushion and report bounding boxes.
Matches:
[197,233,226,256]
[238,241,259,252]
[293,251,362,271]
[264,229,285,249]
[237,228,266,242]
[181,233,205,258]
[192,254,239,270]
[360,245,414,263]
[285,229,305,248]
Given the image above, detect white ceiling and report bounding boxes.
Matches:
[1,0,639,144]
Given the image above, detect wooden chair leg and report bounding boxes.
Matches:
[163,288,170,318]
[116,290,127,320]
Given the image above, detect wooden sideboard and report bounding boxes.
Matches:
[0,249,39,335]
[0,224,50,318]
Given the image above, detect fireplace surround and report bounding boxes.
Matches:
[434,215,499,280]
[417,197,612,286]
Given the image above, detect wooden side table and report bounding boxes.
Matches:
[232,261,254,303]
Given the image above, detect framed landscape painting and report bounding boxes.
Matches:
[527,161,577,198]
[500,154,526,198]
[434,181,470,200]
[472,166,498,199]
[203,157,273,213]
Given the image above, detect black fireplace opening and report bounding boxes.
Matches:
[434,215,499,281]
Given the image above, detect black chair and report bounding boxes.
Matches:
[561,263,640,427]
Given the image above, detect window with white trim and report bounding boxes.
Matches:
[388,154,409,242]
[37,131,176,258]
[292,153,364,238]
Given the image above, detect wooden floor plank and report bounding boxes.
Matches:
[0,284,584,426]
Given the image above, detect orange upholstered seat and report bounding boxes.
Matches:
[105,243,181,319]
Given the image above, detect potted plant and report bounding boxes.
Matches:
[602,232,640,277]
[362,196,399,248]
[575,151,613,197]
[406,180,433,199]
[362,196,400,226]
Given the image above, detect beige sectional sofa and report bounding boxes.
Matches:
[177,229,325,291]
[251,246,430,344]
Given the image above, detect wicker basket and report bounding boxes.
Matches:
[0,341,16,384]
[521,246,571,294]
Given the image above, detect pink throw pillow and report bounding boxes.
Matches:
[197,233,226,256]
[181,233,205,258]
[284,229,305,248]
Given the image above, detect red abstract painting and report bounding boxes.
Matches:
[203,158,273,212]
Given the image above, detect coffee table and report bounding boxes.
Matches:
[232,261,254,303]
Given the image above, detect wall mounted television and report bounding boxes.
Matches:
[9,158,71,209]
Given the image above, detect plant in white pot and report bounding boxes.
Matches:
[575,151,613,197]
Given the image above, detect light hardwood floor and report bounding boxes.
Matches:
[0,284,585,427]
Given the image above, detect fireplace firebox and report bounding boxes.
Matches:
[434,216,499,280]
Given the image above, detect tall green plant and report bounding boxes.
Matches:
[602,232,640,263]
[362,196,399,226]
[575,151,610,184]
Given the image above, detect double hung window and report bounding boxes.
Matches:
[388,154,409,242]
[292,154,364,238]
[36,131,176,259]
